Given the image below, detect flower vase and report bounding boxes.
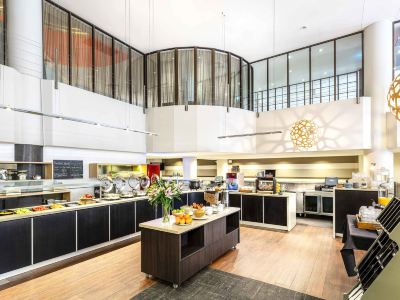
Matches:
[162,204,171,223]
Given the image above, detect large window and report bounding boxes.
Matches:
[42,0,145,107]
[230,56,241,108]
[289,49,309,107]
[215,51,228,106]
[394,21,400,78]
[94,30,112,98]
[43,1,69,84]
[114,40,130,102]
[251,32,363,112]
[71,16,93,91]
[160,50,175,106]
[197,49,212,105]
[336,33,362,100]
[178,49,194,105]
[131,50,144,107]
[147,53,158,108]
[268,54,287,110]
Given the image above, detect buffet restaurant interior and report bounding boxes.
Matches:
[1,0,400,299]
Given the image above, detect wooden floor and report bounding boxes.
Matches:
[0,224,362,300]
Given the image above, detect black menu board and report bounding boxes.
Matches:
[53,160,83,179]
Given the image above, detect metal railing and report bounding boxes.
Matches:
[253,70,361,113]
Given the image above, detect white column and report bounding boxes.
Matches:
[363,20,394,177]
[216,159,229,179]
[7,0,43,78]
[182,157,197,180]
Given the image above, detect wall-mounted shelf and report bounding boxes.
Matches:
[0,162,53,180]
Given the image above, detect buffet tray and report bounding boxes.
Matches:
[356,214,381,231]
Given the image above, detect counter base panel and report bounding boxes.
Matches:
[240,221,290,232]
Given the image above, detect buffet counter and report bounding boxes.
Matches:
[228,191,296,231]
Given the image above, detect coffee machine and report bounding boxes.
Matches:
[256,170,276,194]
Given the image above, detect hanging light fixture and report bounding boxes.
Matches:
[387,74,400,120]
[290,119,319,150]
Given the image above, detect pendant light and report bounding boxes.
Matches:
[290,119,319,150]
[387,74,400,120]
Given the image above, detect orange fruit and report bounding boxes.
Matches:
[184,214,190,219]
[180,219,185,225]
[175,217,180,224]
[186,217,192,224]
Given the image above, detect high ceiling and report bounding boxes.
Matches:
[55,0,400,62]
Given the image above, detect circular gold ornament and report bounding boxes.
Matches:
[290,119,319,150]
[388,74,400,120]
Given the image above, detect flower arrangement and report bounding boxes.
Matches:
[147,179,182,222]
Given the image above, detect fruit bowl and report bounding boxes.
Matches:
[175,214,193,225]
[194,208,205,218]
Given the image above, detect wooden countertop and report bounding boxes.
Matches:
[139,207,240,235]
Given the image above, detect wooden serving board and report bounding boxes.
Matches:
[356,214,381,231]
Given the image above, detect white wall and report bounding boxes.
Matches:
[256,97,371,154]
[146,105,256,154]
[0,65,147,156]
[147,98,372,155]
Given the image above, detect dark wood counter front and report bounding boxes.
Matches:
[140,207,240,288]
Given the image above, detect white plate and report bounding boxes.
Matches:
[192,216,208,220]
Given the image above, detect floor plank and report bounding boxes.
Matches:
[0,224,360,300]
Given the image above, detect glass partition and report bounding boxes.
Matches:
[268,54,287,110]
[215,51,228,106]
[311,41,334,103]
[94,30,113,98]
[114,41,130,102]
[252,60,268,112]
[289,49,309,107]
[160,50,175,106]
[394,22,400,78]
[197,49,212,105]
[230,56,241,108]
[336,33,362,99]
[131,50,144,107]
[43,1,69,84]
[71,16,93,91]
[147,53,158,108]
[178,49,194,105]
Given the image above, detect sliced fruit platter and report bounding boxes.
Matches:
[50,203,65,209]
[175,213,193,226]
[0,210,15,216]
[32,205,50,212]
[14,208,32,215]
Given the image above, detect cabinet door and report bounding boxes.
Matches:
[188,192,206,206]
[241,195,263,223]
[78,206,109,250]
[136,199,156,231]
[264,196,287,226]
[33,212,76,263]
[322,196,333,214]
[110,202,136,240]
[0,219,31,274]
[304,195,319,213]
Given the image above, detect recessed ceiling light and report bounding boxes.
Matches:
[288,55,292,59]
[324,72,327,75]
[289,70,292,73]
[319,48,323,53]
[300,25,307,30]
[302,78,305,82]
[398,49,400,54]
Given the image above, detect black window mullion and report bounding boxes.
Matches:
[193,47,197,105]
[334,39,337,101]
[239,58,243,108]
[211,49,215,106]
[144,54,147,109]
[227,54,231,107]
[68,12,72,85]
[111,38,115,99]
[174,48,178,105]
[287,54,290,108]
[309,47,312,104]
[266,59,269,112]
[129,48,132,104]
[157,51,161,107]
[92,26,95,93]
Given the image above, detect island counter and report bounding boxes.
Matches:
[140,207,240,288]
[228,192,296,231]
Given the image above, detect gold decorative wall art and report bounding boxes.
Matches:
[290,119,319,150]
[388,74,400,120]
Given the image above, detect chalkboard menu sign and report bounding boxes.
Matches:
[53,160,83,179]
